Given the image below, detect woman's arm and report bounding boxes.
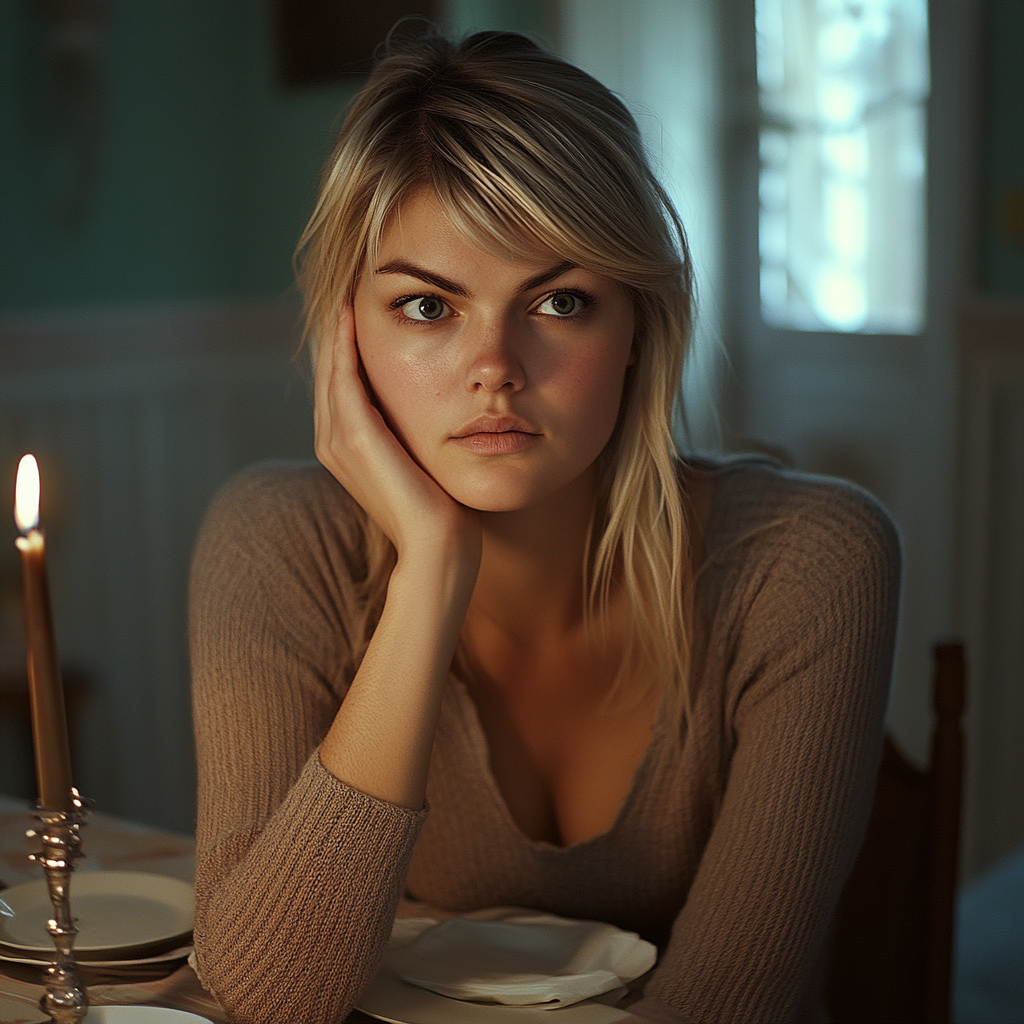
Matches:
[630,481,902,1024]
[192,468,429,1024]
[314,306,481,808]
[191,309,481,1022]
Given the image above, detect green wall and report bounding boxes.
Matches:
[10,1,1012,308]
[980,0,1024,295]
[0,1,358,312]
[0,0,550,315]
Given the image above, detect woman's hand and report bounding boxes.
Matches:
[314,306,481,809]
[314,306,482,569]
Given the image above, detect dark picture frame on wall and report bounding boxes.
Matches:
[276,0,442,86]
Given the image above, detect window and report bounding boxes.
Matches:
[756,0,929,333]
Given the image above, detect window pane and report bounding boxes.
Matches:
[756,0,929,333]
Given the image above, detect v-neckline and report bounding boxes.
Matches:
[440,458,724,852]
[447,673,671,853]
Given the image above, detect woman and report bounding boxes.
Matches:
[190,29,900,1024]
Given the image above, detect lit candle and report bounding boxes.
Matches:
[14,454,74,812]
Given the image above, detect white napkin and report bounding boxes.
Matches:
[386,908,657,1009]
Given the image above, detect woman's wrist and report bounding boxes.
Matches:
[318,531,478,809]
[390,533,481,624]
[391,518,481,599]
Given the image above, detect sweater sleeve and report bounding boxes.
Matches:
[189,464,427,1024]
[632,479,901,1024]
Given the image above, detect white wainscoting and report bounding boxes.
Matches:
[957,299,1024,879]
[0,300,314,832]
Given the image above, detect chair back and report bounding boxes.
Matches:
[825,643,966,1024]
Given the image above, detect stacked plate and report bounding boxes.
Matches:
[0,871,194,979]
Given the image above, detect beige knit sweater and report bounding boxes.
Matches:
[189,457,900,1024]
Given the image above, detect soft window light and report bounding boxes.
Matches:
[756,0,929,333]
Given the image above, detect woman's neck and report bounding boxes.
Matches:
[469,466,598,646]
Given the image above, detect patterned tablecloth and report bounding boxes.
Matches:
[0,794,380,1023]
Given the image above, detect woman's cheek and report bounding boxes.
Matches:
[555,347,629,438]
[363,350,446,453]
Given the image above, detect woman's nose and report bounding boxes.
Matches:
[464,319,527,393]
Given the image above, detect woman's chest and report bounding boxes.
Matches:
[471,676,663,847]
[406,676,724,943]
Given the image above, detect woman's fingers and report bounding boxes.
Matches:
[315,307,364,443]
[325,305,367,414]
[313,306,480,561]
[314,307,391,475]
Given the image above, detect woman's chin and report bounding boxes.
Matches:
[436,469,552,514]
[449,486,543,514]
[437,463,597,516]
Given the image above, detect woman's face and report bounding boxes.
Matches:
[352,190,636,513]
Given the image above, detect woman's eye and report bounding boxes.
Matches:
[400,296,448,321]
[537,292,584,317]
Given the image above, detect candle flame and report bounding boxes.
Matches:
[15,454,40,532]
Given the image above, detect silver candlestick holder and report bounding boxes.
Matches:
[26,788,90,1024]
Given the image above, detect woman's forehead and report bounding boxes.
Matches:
[374,188,565,269]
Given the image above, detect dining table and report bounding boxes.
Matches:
[0,793,382,1024]
[2,794,642,1024]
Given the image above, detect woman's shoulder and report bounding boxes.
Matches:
[205,460,355,525]
[191,463,371,668]
[202,459,360,536]
[194,461,368,587]
[687,453,901,581]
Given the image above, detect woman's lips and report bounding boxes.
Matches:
[451,431,540,455]
[451,415,541,455]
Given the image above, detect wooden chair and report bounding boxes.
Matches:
[825,643,966,1024]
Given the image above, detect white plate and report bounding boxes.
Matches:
[358,965,633,1023]
[357,916,640,1023]
[0,871,194,957]
[0,943,192,969]
[82,1009,211,1023]
[387,913,651,1007]
[387,915,654,1008]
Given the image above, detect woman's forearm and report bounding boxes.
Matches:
[319,539,479,809]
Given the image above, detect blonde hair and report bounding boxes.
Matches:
[296,29,696,718]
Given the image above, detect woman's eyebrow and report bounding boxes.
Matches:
[375,260,468,296]
[374,259,579,297]
[517,261,578,293]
